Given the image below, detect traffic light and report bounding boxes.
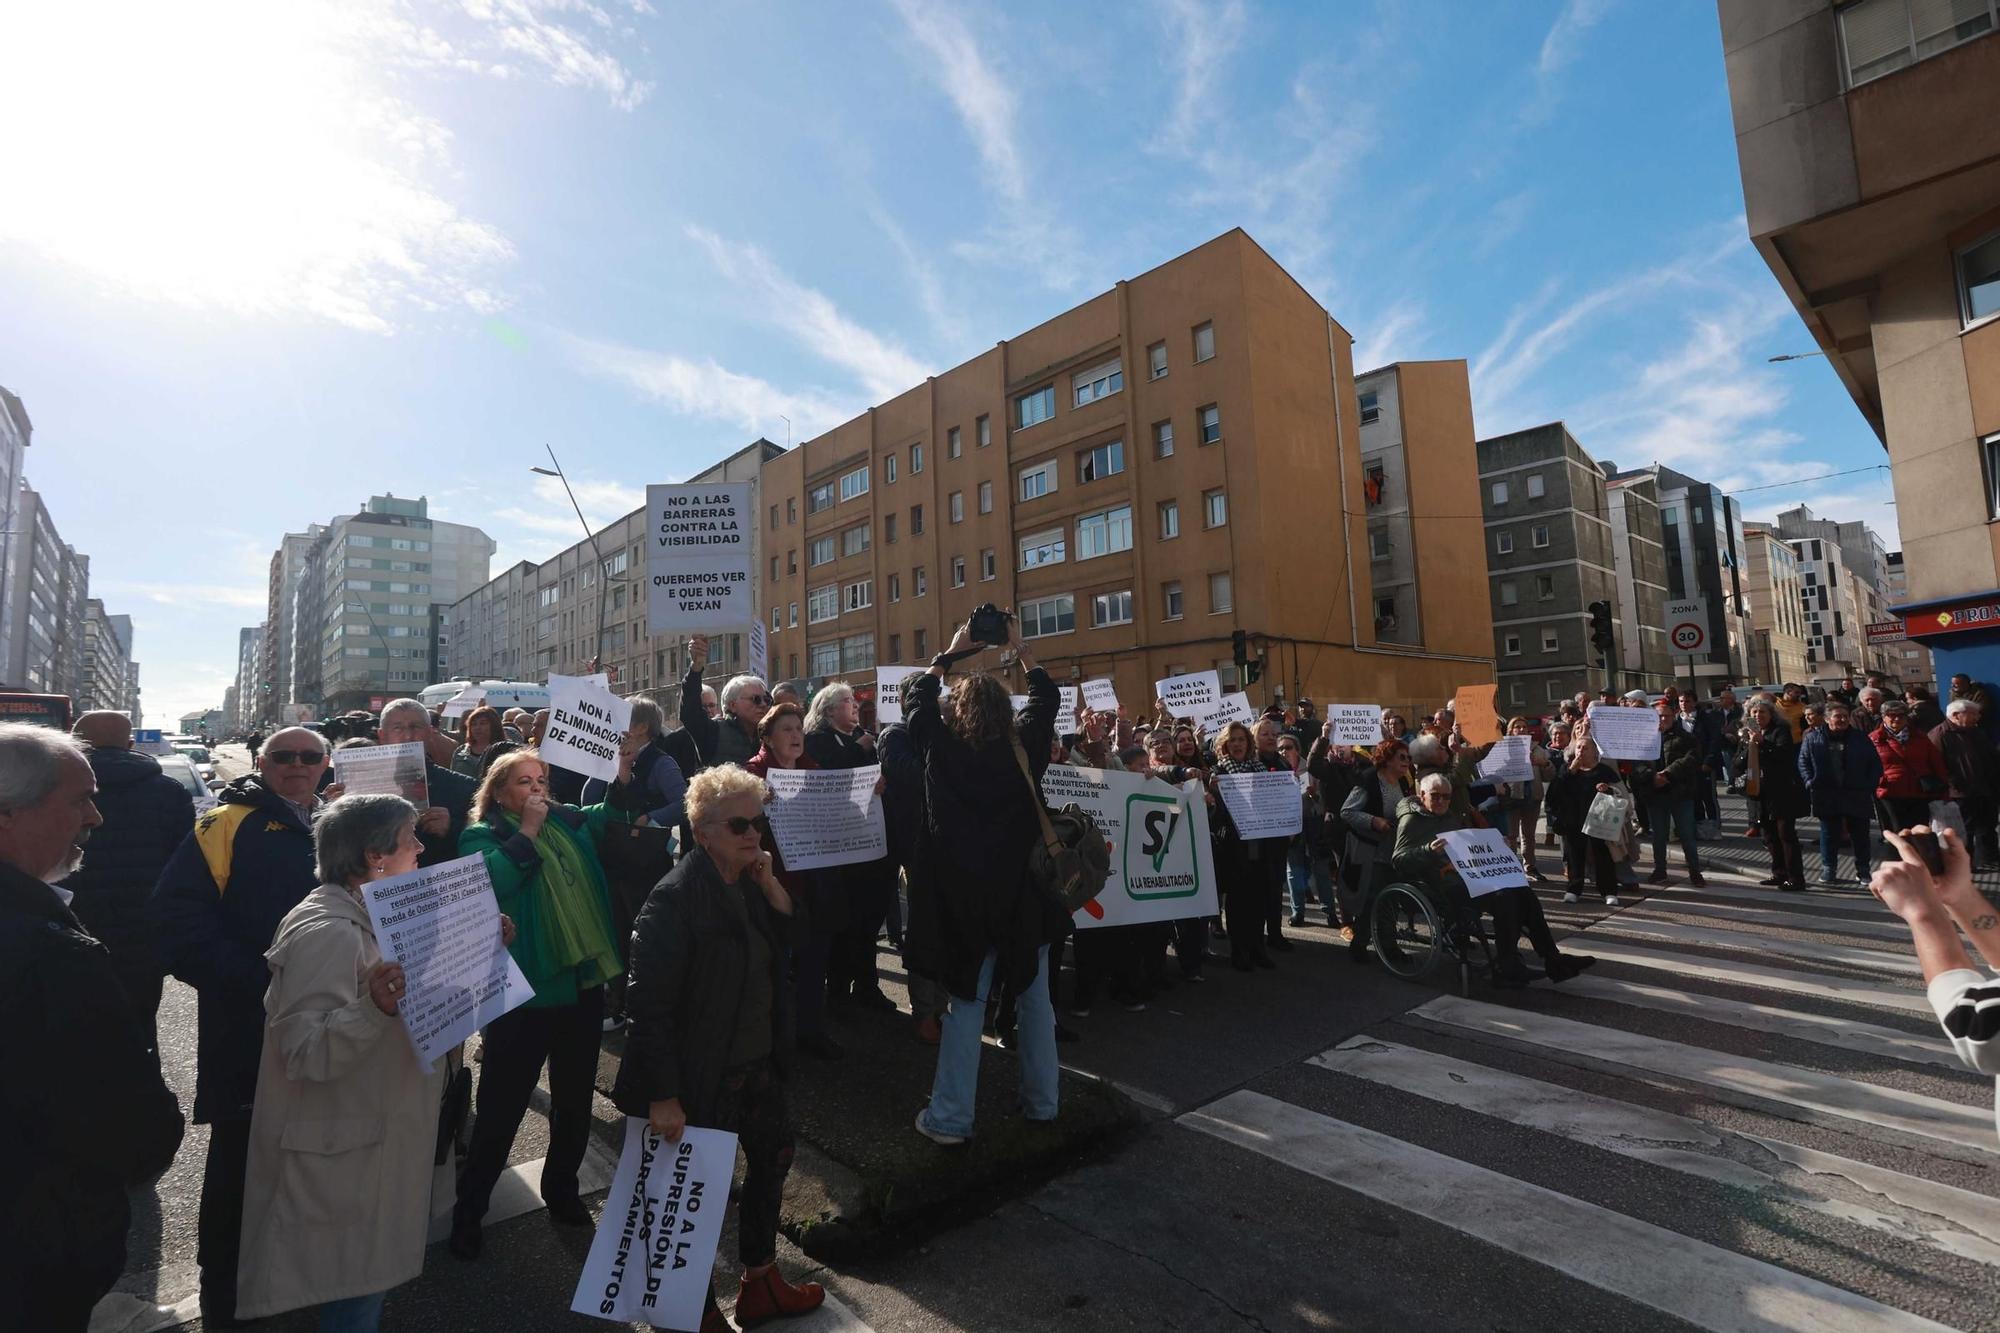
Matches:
[1231,628,1249,668]
[1242,660,1263,685]
[1588,601,1615,657]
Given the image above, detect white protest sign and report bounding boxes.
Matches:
[1586,704,1662,761]
[440,686,486,719]
[1058,685,1080,718]
[1328,704,1384,746]
[1082,677,1120,713]
[1475,735,1534,784]
[748,619,768,682]
[1038,765,1220,929]
[332,741,430,805]
[645,482,753,634]
[361,854,534,1070]
[1438,827,1531,897]
[764,765,887,870]
[544,676,633,783]
[1216,770,1304,839]
[875,665,923,726]
[1156,670,1221,719]
[1011,694,1030,713]
[572,1119,735,1330]
[1209,692,1257,728]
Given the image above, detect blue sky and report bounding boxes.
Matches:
[0,0,1894,724]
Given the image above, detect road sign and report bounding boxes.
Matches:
[1865,619,1908,645]
[1665,599,1708,655]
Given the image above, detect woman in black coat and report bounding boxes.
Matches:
[1741,695,1809,891]
[907,616,1062,1145]
[802,682,897,1013]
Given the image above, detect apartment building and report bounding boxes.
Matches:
[1882,550,1936,683]
[1773,503,1898,676]
[78,598,133,713]
[1,487,89,696]
[257,528,320,723]
[0,388,28,679]
[1791,534,1865,678]
[1603,470,1675,691]
[1742,523,1813,685]
[233,624,263,729]
[1720,0,2000,686]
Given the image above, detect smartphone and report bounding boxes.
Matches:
[1904,830,1945,876]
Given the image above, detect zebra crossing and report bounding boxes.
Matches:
[1178,871,2000,1332]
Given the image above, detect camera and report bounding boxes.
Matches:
[968,603,1015,647]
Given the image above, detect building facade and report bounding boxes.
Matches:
[1602,470,1675,691]
[1773,503,1900,677]
[1720,1,2000,684]
[1790,533,1865,678]
[1,488,88,697]
[1641,464,1755,684]
[234,624,264,729]
[78,598,133,714]
[1742,523,1813,685]
[0,388,29,681]
[1882,550,1937,684]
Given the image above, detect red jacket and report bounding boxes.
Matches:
[1870,726,1949,800]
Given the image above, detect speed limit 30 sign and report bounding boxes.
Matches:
[1665,598,1708,655]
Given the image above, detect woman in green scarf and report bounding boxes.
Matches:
[449,746,634,1259]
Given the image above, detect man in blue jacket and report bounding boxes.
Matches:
[1798,700,1884,886]
[152,727,329,1328]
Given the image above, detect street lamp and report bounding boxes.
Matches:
[530,444,610,673]
[1767,350,1829,362]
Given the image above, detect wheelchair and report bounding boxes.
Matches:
[1363,878,1500,997]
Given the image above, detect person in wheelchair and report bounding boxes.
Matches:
[1389,773,1593,989]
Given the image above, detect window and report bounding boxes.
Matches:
[914,627,928,658]
[886,454,898,484]
[1490,480,1509,505]
[771,605,783,631]
[1504,633,1522,656]
[1148,342,1168,379]
[1840,0,1995,87]
[1536,573,1555,600]
[1017,385,1056,429]
[885,514,897,544]
[1496,531,1514,555]
[1358,390,1380,425]
[915,566,927,597]
[809,641,840,676]
[889,633,902,662]
[1541,628,1559,653]
[1092,589,1133,627]
[912,442,924,473]
[1208,572,1232,613]
[1077,506,1133,559]
[977,415,991,448]
[1986,434,2000,521]
[1198,404,1221,444]
[809,482,835,513]
[841,633,875,671]
[1079,440,1125,482]
[843,523,871,557]
[1203,489,1227,528]
[808,585,839,624]
[1499,580,1518,606]
[539,585,559,607]
[789,602,799,627]
[911,505,924,535]
[769,556,779,581]
[1192,321,1215,362]
[1961,231,2000,326]
[1153,420,1174,458]
[981,548,996,580]
[1531,523,1550,549]
[809,536,836,566]
[948,426,962,458]
[1020,594,1075,638]
[978,480,992,514]
[787,498,797,523]
[787,549,798,574]
[769,504,780,530]
[1020,527,1066,568]
[951,556,966,588]
[950,492,964,523]
[1072,359,1123,407]
[888,573,901,602]
[1159,500,1180,540]
[844,579,873,612]
[1526,473,1545,500]
[839,466,869,502]
[1163,581,1184,620]
[1369,527,1389,561]
[1018,460,1058,501]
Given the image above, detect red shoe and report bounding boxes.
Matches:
[913,1016,942,1045]
[734,1267,826,1327]
[700,1295,731,1333]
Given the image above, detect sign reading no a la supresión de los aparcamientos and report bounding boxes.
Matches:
[646,483,753,634]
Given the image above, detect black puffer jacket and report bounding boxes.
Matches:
[59,746,194,984]
[1545,762,1619,837]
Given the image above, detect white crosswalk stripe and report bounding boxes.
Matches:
[1179,868,2000,1331]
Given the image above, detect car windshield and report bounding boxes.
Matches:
[159,758,204,798]
[175,746,210,763]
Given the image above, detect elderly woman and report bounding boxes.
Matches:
[1545,736,1622,906]
[804,682,898,1014]
[1208,720,1283,971]
[449,748,632,1259]
[680,633,771,767]
[1340,740,1412,961]
[746,702,842,1060]
[1493,716,1553,881]
[450,706,506,779]
[1741,694,1809,892]
[238,795,513,1331]
[611,766,825,1333]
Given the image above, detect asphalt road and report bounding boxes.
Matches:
[93,773,2000,1333]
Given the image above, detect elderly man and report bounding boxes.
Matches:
[0,725,185,1332]
[501,707,528,743]
[154,727,332,1327]
[377,698,476,866]
[1634,696,1706,887]
[1854,686,1886,737]
[58,711,195,1055]
[1934,699,2000,870]
[680,633,770,767]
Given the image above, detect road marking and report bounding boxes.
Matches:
[1411,995,1998,1162]
[1589,917,1920,977]
[1181,1089,1959,1333]
[1618,896,1916,942]
[1640,879,1888,911]
[1314,1037,2000,1267]
[1547,973,1967,1071]
[1574,939,1935,1013]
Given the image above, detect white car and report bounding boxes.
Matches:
[173,744,218,785]
[157,753,219,813]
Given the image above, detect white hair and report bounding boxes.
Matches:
[804,681,853,733]
[1418,771,1453,796]
[720,675,765,711]
[0,723,87,812]
[379,697,428,724]
[1948,698,1980,720]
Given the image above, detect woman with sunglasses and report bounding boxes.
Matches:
[613,765,825,1333]
[448,747,635,1260]
[746,702,843,1059]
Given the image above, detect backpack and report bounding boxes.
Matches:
[1009,737,1114,914]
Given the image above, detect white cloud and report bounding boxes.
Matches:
[1162,0,1247,153]
[96,581,271,612]
[1352,299,1429,374]
[686,226,929,400]
[560,332,860,439]
[1524,0,1612,123]
[461,0,654,110]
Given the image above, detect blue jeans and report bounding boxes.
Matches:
[1643,795,1702,877]
[1285,843,1328,917]
[1819,812,1871,879]
[320,1292,386,1333]
[920,946,1058,1138]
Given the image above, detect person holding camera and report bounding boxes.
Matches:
[907,608,1063,1146]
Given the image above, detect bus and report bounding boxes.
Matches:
[0,692,74,730]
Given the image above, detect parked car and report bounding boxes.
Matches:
[156,753,219,812]
[172,744,217,784]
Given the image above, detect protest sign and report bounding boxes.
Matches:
[645,483,754,634]
[1586,704,1662,761]
[544,676,633,783]
[1081,677,1120,713]
[573,1120,735,1330]
[1474,735,1534,784]
[748,619,768,682]
[1011,694,1030,713]
[1156,669,1221,719]
[1204,692,1257,729]
[1038,765,1219,929]
[1438,827,1531,897]
[1453,683,1502,745]
[1215,770,1304,839]
[361,854,534,1069]
[1328,704,1384,746]
[765,765,887,871]
[332,741,430,805]
[875,665,923,725]
[1057,684,1080,719]
[440,686,486,719]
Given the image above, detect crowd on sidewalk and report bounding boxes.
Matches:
[3,646,1998,1332]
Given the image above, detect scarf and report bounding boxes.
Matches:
[530,816,622,989]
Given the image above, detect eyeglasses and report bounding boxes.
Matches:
[721,814,772,836]
[746,694,772,707]
[265,749,325,766]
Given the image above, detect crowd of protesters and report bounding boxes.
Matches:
[6,645,2000,1330]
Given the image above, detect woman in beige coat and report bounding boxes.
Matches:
[237,795,510,1331]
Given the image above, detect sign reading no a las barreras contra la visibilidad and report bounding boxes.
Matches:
[647,483,753,633]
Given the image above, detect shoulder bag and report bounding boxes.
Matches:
[1009,737,1113,915]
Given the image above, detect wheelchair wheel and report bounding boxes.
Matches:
[1371,883,1445,982]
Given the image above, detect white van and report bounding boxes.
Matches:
[420,679,552,711]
